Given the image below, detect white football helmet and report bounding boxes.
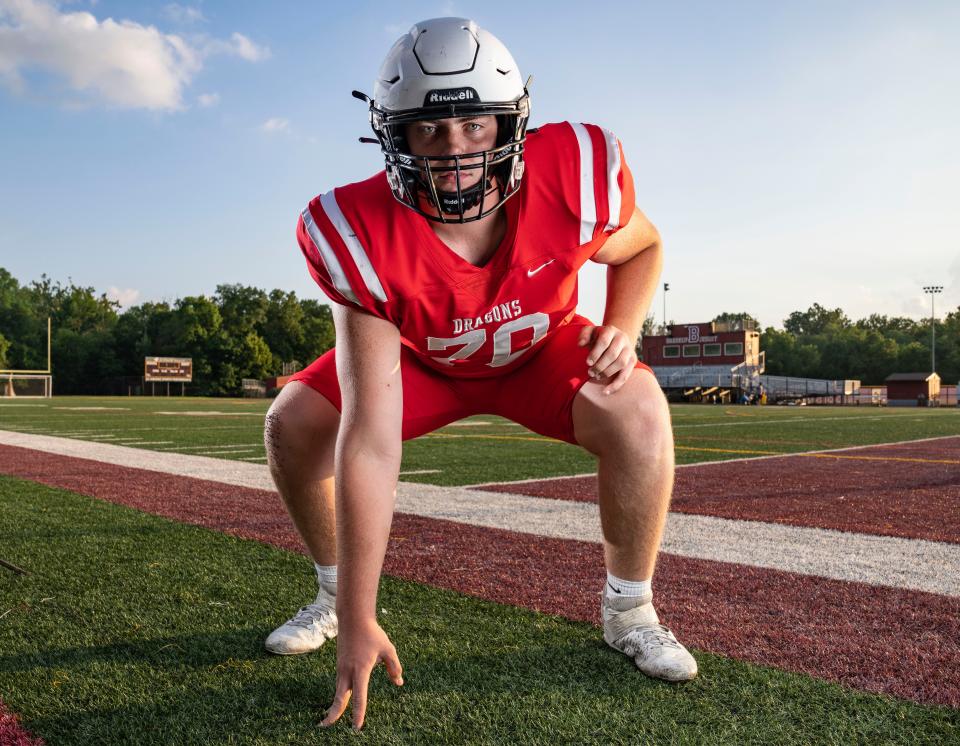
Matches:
[357,17,531,223]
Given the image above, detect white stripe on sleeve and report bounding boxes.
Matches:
[571,123,597,245]
[320,190,388,303]
[301,206,359,305]
[602,128,623,232]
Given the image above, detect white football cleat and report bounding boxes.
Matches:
[601,591,698,682]
[265,587,338,655]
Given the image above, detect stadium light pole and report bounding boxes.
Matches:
[663,282,670,334]
[923,285,942,374]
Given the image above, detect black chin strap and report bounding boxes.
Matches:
[435,179,489,215]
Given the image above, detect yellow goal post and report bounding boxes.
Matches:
[0,318,53,397]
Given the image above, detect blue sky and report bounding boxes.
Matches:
[1,0,958,330]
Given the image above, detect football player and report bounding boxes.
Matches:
[263,17,697,729]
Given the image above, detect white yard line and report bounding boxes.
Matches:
[398,469,442,476]
[154,444,261,452]
[2,429,957,598]
[196,448,261,456]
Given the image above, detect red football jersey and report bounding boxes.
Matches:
[297,121,635,378]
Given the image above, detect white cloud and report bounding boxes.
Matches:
[259,117,288,133]
[0,0,200,109]
[197,91,218,107]
[202,32,270,62]
[0,0,268,110]
[163,4,204,25]
[107,286,140,309]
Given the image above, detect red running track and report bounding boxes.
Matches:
[0,700,45,746]
[478,438,960,544]
[2,444,959,708]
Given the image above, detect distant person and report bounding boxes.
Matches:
[262,17,696,729]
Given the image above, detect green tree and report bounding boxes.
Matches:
[783,303,850,336]
[298,299,336,363]
[760,327,821,377]
[263,289,306,371]
[712,311,760,329]
[215,284,269,337]
[937,308,960,383]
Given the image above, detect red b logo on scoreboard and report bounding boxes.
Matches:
[687,325,700,343]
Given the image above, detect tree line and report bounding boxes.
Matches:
[1,268,956,394]
[714,306,959,384]
[0,268,334,395]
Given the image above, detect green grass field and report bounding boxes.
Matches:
[3,477,958,745]
[1,396,958,485]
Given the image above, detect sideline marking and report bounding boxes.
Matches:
[154,444,261,452]
[676,445,783,456]
[810,453,960,465]
[196,448,260,456]
[465,434,960,487]
[52,406,130,411]
[154,411,263,417]
[673,412,953,429]
[2,430,959,597]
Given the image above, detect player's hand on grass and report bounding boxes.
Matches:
[320,617,403,730]
[578,324,638,395]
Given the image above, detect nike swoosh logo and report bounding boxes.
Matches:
[527,259,555,277]
[607,581,622,594]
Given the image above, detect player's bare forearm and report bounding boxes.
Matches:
[334,432,400,622]
[602,239,662,343]
[331,303,403,621]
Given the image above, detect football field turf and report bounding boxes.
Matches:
[1,397,959,743]
[2,396,959,484]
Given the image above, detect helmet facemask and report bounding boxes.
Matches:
[370,96,530,223]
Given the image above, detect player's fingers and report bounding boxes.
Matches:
[320,678,352,727]
[603,357,636,395]
[596,344,636,379]
[591,339,627,378]
[577,325,596,347]
[383,648,404,686]
[350,668,373,731]
[586,327,617,365]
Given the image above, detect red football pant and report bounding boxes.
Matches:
[288,315,651,445]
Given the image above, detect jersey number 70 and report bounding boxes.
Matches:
[427,312,550,368]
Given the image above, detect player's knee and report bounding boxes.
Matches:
[264,383,339,462]
[625,374,671,445]
[579,371,670,454]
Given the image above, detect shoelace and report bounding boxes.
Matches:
[625,624,682,651]
[286,602,335,630]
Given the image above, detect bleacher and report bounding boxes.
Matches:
[757,375,858,399]
[652,363,859,403]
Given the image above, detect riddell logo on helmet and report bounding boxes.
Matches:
[424,87,480,106]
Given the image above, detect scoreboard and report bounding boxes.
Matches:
[144,357,193,382]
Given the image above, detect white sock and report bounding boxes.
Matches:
[605,572,651,601]
[314,563,337,597]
